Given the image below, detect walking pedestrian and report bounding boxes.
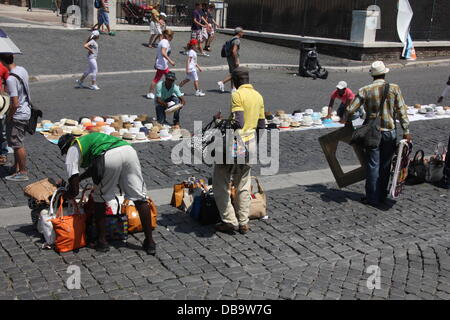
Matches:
[155,72,186,126]
[76,30,101,91]
[203,3,220,52]
[213,67,265,235]
[437,76,450,103]
[57,132,157,255]
[147,4,161,48]
[0,54,31,182]
[217,27,244,93]
[345,61,411,207]
[191,3,209,57]
[0,62,10,166]
[146,29,176,100]
[179,39,205,97]
[97,0,115,36]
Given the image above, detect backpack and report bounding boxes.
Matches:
[221,37,237,58]
[94,0,101,9]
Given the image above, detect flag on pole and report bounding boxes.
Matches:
[397,0,416,60]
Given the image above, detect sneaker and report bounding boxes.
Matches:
[89,85,100,91]
[108,32,116,36]
[146,93,155,99]
[217,81,225,93]
[142,239,156,256]
[201,53,210,57]
[5,173,29,182]
[195,90,206,97]
[75,80,85,88]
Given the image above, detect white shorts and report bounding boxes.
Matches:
[186,70,199,82]
[201,28,209,41]
[93,145,147,203]
[150,21,162,35]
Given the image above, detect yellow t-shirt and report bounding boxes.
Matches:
[231,84,265,142]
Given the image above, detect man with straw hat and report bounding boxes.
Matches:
[345,61,411,207]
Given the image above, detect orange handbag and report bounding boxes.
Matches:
[50,196,87,253]
[121,198,158,233]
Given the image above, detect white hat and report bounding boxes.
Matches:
[336,81,347,90]
[160,12,167,18]
[370,61,390,76]
[0,94,10,117]
[91,30,100,37]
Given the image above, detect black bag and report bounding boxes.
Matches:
[221,37,237,58]
[199,189,221,225]
[90,152,106,185]
[405,150,427,185]
[350,83,390,149]
[9,73,42,135]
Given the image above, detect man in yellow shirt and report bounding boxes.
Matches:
[213,67,265,235]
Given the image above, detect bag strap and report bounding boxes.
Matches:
[9,73,32,108]
[376,83,390,121]
[251,176,264,194]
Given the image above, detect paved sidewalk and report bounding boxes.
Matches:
[0,182,448,300]
[0,4,61,26]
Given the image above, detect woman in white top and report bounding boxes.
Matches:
[179,39,205,97]
[76,30,100,90]
[146,29,176,100]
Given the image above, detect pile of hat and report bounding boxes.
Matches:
[413,104,450,117]
[264,108,341,130]
[37,114,191,142]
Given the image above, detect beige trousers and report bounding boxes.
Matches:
[213,164,251,227]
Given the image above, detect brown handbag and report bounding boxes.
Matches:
[170,183,186,209]
[171,179,207,212]
[23,178,58,204]
[121,198,158,233]
[231,176,267,219]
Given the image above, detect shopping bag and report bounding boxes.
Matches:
[231,177,267,220]
[50,196,87,253]
[37,188,64,246]
[121,198,158,233]
[23,178,57,205]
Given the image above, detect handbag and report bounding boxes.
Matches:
[171,178,207,212]
[426,142,447,183]
[231,176,267,220]
[23,178,57,205]
[406,150,427,185]
[121,198,158,233]
[198,189,221,226]
[37,188,64,247]
[350,83,390,149]
[50,195,87,253]
[8,73,43,135]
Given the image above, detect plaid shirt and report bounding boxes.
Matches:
[347,79,410,135]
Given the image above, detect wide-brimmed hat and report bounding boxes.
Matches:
[336,81,347,90]
[370,61,390,76]
[0,94,10,117]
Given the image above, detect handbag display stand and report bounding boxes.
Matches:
[318,123,368,188]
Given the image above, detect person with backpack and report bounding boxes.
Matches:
[76,30,101,91]
[0,53,31,182]
[94,0,115,36]
[179,39,205,97]
[218,27,244,93]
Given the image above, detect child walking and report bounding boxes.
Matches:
[179,39,205,97]
[76,30,100,90]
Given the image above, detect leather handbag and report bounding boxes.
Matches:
[50,196,87,253]
[198,189,221,225]
[350,83,390,149]
[406,150,427,185]
[23,178,57,205]
[9,73,43,135]
[121,198,158,233]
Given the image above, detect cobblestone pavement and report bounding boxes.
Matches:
[0,182,449,300]
[0,69,448,208]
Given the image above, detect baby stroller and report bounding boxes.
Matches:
[122,0,152,25]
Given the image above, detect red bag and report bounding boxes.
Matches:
[51,196,87,253]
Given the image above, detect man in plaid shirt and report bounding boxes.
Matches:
[346,61,411,207]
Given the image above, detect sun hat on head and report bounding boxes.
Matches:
[188,39,198,46]
[91,30,100,37]
[166,71,176,80]
[160,12,167,18]
[234,27,243,35]
[370,61,390,76]
[336,81,348,90]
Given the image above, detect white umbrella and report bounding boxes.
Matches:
[0,29,21,54]
[397,0,413,44]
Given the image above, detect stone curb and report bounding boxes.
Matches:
[30,59,450,83]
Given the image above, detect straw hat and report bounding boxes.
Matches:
[71,128,83,136]
[275,110,285,117]
[0,94,10,117]
[290,121,301,128]
[50,127,64,135]
[370,61,390,76]
[65,119,78,126]
[111,132,121,138]
[136,132,147,140]
[148,132,160,140]
[122,132,134,140]
[123,123,133,129]
[136,114,148,122]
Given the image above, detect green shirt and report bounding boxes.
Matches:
[73,132,130,168]
[155,81,184,101]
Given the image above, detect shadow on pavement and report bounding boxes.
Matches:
[159,211,216,238]
[304,183,363,204]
